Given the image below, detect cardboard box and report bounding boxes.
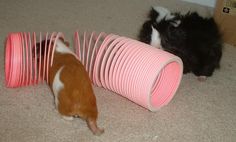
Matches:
[214,0,236,46]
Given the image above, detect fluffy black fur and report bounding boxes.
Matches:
[139,7,223,77]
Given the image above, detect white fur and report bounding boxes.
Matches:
[165,14,175,21]
[55,40,77,58]
[150,26,162,49]
[62,116,74,121]
[171,20,181,27]
[153,6,174,22]
[52,66,64,108]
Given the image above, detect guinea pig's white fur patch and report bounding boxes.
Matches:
[150,26,162,49]
[52,66,64,109]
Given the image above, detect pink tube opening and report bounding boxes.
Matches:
[149,61,183,111]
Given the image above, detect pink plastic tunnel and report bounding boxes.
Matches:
[5,31,183,111]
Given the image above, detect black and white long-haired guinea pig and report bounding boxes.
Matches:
[139,6,223,81]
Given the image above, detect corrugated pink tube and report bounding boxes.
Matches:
[74,31,183,111]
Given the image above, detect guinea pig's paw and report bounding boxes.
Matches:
[61,115,74,121]
[197,76,207,82]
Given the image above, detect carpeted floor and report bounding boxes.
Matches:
[0,0,235,142]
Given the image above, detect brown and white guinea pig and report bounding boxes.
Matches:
[35,38,104,135]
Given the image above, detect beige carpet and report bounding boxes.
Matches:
[0,0,235,142]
